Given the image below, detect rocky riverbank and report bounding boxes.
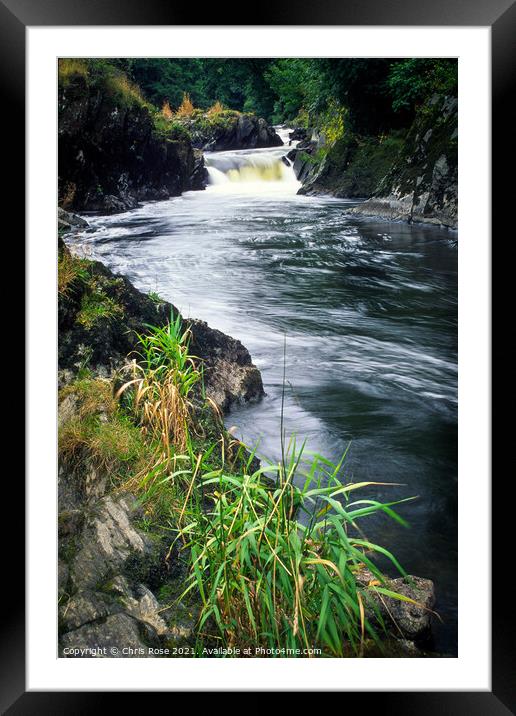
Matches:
[58,62,207,213]
[288,94,458,229]
[58,211,441,658]
[347,96,458,228]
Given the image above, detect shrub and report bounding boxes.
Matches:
[161,100,174,119]
[176,92,195,117]
[207,100,225,116]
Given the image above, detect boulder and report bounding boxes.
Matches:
[60,613,161,657]
[357,568,436,641]
[288,127,309,142]
[58,207,89,232]
[382,575,436,639]
[189,319,265,412]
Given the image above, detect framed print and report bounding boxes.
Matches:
[5,0,513,709]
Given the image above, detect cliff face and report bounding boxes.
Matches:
[295,132,405,200]
[348,95,458,228]
[293,94,457,229]
[58,73,206,213]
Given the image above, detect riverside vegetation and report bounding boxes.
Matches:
[58,239,436,658]
[57,57,454,657]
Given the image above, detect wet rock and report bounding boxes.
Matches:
[357,568,435,640]
[382,575,436,639]
[58,207,89,232]
[288,127,309,142]
[189,319,265,412]
[180,112,282,151]
[191,148,208,189]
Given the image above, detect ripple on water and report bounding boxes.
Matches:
[67,180,458,654]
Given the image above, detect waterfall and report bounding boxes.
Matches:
[205,134,300,196]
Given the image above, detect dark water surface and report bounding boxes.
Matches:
[70,151,457,654]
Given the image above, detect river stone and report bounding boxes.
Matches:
[189,319,265,411]
[58,207,89,232]
[384,575,436,639]
[357,569,435,640]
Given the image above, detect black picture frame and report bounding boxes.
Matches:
[6,0,514,709]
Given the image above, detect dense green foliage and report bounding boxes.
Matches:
[59,57,456,149]
[107,57,456,131]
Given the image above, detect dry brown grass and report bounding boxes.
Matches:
[117,362,192,457]
[105,72,148,108]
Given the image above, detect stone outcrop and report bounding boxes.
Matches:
[348,95,458,228]
[179,111,283,151]
[295,132,405,200]
[58,72,206,213]
[189,319,265,412]
[291,95,457,228]
[58,207,89,232]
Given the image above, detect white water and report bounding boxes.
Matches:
[204,125,300,196]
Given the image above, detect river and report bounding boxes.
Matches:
[68,127,458,655]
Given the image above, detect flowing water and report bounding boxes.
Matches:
[69,127,458,654]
